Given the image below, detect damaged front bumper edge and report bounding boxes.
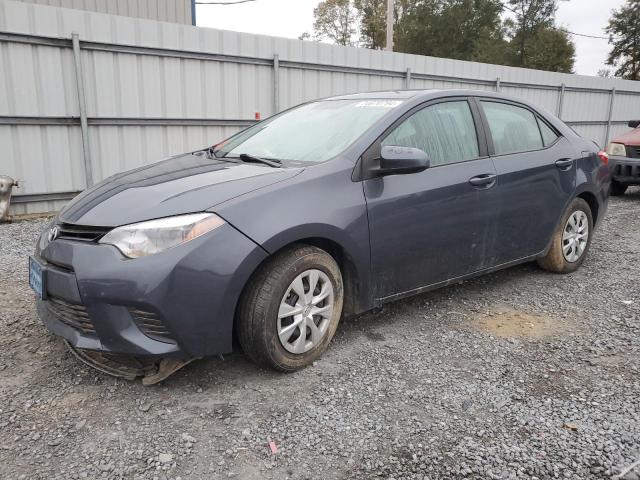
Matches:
[64,340,200,385]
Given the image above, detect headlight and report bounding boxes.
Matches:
[606,142,627,156]
[99,213,226,258]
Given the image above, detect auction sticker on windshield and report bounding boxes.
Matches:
[355,100,403,108]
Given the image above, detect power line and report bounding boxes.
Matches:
[195,0,258,5]
[501,2,617,41]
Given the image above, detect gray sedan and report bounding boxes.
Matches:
[30,89,610,374]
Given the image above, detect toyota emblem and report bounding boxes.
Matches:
[48,226,60,242]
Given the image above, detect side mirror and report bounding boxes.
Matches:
[628,120,640,128]
[378,145,430,176]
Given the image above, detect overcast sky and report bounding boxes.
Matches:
[196,0,625,77]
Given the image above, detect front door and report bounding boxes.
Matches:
[362,98,499,299]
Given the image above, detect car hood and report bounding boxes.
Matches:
[612,128,640,146]
[58,152,303,226]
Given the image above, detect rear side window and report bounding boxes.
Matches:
[382,100,479,166]
[481,101,543,155]
[537,118,559,146]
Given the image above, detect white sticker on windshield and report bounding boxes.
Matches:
[355,100,403,108]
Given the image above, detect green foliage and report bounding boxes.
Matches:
[507,25,574,72]
[311,0,576,73]
[353,0,386,49]
[395,0,507,63]
[313,0,359,46]
[606,0,640,80]
[354,0,415,49]
[503,0,574,72]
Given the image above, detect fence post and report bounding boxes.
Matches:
[495,77,501,92]
[604,87,616,147]
[556,83,565,119]
[273,54,280,114]
[405,68,411,89]
[71,32,93,188]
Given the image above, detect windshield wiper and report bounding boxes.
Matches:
[238,153,283,168]
[205,147,242,164]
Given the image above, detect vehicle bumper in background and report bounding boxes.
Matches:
[34,223,267,358]
[610,155,640,185]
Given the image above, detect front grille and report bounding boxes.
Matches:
[129,309,176,344]
[627,145,640,159]
[57,223,112,242]
[46,297,96,335]
[615,162,640,179]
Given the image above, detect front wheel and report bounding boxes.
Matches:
[537,198,593,274]
[237,244,343,371]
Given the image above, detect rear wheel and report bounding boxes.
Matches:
[610,181,628,196]
[237,244,343,371]
[537,198,593,274]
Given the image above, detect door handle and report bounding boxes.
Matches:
[555,158,574,170]
[469,173,497,188]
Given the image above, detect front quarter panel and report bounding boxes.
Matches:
[212,159,373,314]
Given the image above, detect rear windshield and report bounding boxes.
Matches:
[214,99,403,164]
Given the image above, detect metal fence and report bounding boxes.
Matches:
[2,0,640,215]
[13,0,194,25]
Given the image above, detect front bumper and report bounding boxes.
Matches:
[34,222,267,358]
[610,155,640,185]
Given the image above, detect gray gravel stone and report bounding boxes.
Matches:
[0,189,639,479]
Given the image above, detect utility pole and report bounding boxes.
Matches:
[385,0,394,51]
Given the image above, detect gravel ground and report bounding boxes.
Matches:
[1,189,639,480]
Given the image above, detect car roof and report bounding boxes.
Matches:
[325,89,527,104]
[325,89,561,123]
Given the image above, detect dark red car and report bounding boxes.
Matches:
[607,120,640,195]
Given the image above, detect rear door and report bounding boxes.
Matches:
[477,99,577,264]
[362,98,500,299]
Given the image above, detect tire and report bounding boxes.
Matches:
[610,181,628,196]
[537,198,593,274]
[237,244,344,372]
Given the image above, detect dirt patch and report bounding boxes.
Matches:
[473,305,565,339]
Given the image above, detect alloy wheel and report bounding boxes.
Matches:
[277,269,334,354]
[562,210,589,263]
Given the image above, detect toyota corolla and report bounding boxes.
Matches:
[30,90,610,376]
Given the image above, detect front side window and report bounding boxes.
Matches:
[214,99,403,164]
[382,100,479,166]
[481,101,544,155]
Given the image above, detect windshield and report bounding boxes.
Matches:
[214,99,403,163]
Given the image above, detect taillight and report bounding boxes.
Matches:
[597,150,609,165]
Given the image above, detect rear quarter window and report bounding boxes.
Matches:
[537,118,559,146]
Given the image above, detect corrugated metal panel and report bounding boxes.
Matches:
[89,125,235,179]
[2,0,640,215]
[607,123,634,144]
[563,91,612,122]
[612,92,640,122]
[13,0,192,24]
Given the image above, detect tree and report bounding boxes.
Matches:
[606,0,640,80]
[597,68,612,78]
[313,0,359,46]
[503,0,575,72]
[353,0,415,50]
[311,0,575,72]
[513,25,574,72]
[396,0,507,63]
[353,0,386,49]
